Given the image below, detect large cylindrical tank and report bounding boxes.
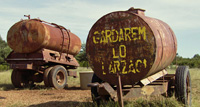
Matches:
[7,19,81,56]
[86,8,177,85]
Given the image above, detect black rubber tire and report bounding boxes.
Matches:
[11,69,30,88]
[43,67,53,87]
[175,66,192,107]
[49,65,67,89]
[11,69,22,88]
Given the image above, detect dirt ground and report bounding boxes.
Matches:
[0,88,92,107]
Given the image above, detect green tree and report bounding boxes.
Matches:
[0,35,12,69]
[191,54,200,68]
[192,54,200,59]
[75,43,89,67]
[172,53,200,68]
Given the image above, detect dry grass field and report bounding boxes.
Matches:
[0,67,199,107]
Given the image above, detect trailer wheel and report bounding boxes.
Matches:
[11,69,30,88]
[49,65,67,89]
[91,74,111,104]
[175,66,191,106]
[43,67,53,87]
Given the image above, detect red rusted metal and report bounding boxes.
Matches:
[7,19,81,56]
[6,18,81,89]
[86,7,177,85]
[123,82,169,100]
[6,48,79,70]
[89,73,175,102]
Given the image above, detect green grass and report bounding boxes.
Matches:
[75,67,92,71]
[0,70,12,84]
[167,68,200,107]
[7,102,28,107]
[189,68,200,107]
[68,67,92,87]
[125,96,183,107]
[0,67,200,107]
[0,70,14,90]
[77,96,183,107]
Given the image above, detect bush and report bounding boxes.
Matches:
[172,54,200,68]
[0,64,10,71]
[79,61,89,67]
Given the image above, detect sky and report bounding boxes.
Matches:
[0,0,199,58]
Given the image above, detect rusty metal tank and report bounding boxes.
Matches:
[7,19,81,56]
[86,7,177,85]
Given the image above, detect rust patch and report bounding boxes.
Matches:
[7,19,81,56]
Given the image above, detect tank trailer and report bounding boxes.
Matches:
[87,7,191,107]
[6,18,81,89]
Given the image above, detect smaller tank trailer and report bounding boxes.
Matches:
[6,17,81,89]
[86,7,191,107]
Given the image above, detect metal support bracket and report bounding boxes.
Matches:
[139,69,168,86]
[123,82,168,100]
[98,82,118,101]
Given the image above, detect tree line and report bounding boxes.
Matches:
[0,36,12,70]
[171,54,200,68]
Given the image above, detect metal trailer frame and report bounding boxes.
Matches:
[6,48,79,89]
[88,66,192,107]
[86,7,191,107]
